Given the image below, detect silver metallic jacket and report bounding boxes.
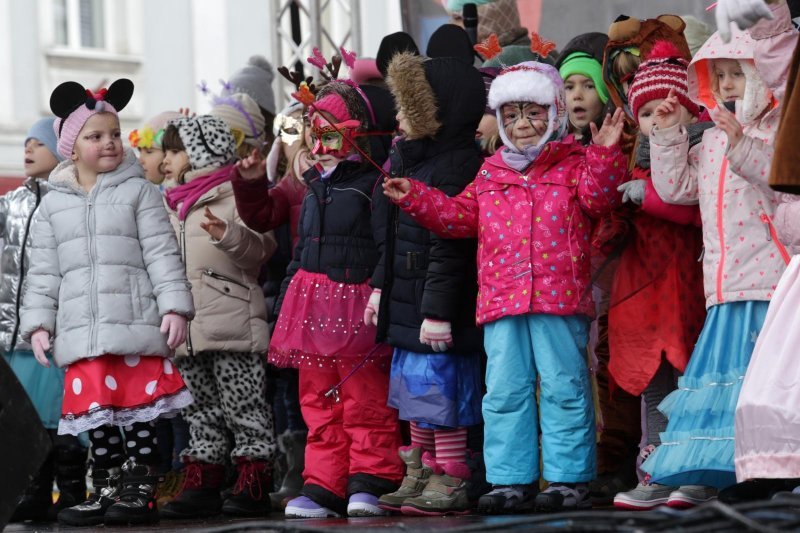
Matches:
[0,178,48,352]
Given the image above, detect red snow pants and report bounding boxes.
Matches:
[299,357,403,498]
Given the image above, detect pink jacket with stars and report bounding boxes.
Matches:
[396,137,625,325]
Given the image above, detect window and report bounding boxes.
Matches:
[52,0,106,50]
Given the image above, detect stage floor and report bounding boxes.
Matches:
[6,496,800,533]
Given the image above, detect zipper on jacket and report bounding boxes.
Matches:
[179,220,194,356]
[87,188,100,355]
[760,212,791,265]
[203,268,248,290]
[9,182,42,351]
[715,159,728,304]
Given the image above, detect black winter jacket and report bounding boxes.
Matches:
[278,161,385,310]
[373,54,485,353]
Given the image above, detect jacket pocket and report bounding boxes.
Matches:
[325,266,370,284]
[130,275,142,321]
[201,269,250,301]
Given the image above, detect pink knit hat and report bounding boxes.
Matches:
[50,79,134,159]
[627,41,700,121]
[309,93,352,123]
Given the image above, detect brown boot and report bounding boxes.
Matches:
[377,447,433,512]
[400,460,471,516]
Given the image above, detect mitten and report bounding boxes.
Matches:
[419,319,453,352]
[617,180,646,206]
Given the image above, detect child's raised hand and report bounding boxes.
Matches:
[30,329,51,368]
[199,207,227,241]
[711,104,744,149]
[590,108,625,147]
[382,177,412,201]
[160,313,187,350]
[653,89,682,131]
[178,107,196,118]
[715,0,773,43]
[235,149,267,182]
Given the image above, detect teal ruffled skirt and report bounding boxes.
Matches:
[642,301,768,489]
[3,349,65,429]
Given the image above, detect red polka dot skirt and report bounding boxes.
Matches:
[59,354,193,435]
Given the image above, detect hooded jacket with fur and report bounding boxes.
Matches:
[372,53,484,353]
[20,150,194,367]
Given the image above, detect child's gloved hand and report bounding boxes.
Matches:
[236,148,267,182]
[30,329,51,368]
[160,313,187,350]
[419,319,453,352]
[617,180,646,206]
[200,206,228,241]
[715,0,774,43]
[383,177,412,201]
[363,289,381,326]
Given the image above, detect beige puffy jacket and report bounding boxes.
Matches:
[166,166,277,357]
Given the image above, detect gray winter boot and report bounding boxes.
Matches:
[269,430,307,509]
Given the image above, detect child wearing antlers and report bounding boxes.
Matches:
[267,50,404,519]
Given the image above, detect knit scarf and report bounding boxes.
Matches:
[500,131,560,171]
[636,122,714,169]
[165,165,232,221]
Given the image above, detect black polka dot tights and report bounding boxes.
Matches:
[89,421,161,469]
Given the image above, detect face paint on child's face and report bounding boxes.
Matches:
[714,58,746,102]
[502,102,549,151]
[309,113,360,160]
[564,74,603,132]
[138,147,166,184]
[24,138,59,179]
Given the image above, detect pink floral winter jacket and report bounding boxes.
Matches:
[650,2,797,308]
[397,137,625,325]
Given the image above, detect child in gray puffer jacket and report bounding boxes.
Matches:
[20,79,195,527]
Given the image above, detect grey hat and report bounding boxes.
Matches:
[26,117,64,161]
[229,55,277,115]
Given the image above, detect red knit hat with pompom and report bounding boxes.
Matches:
[627,40,700,121]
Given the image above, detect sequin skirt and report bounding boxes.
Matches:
[268,269,390,369]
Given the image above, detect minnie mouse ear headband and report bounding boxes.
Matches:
[50,78,133,159]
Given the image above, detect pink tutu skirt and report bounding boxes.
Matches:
[59,354,193,435]
[269,269,391,368]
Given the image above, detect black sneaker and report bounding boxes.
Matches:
[57,467,122,527]
[476,484,536,514]
[535,482,591,512]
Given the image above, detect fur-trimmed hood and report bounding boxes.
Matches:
[387,52,485,143]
